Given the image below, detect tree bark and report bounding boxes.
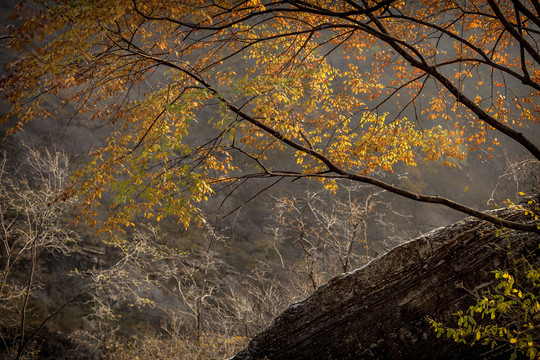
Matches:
[231,202,540,360]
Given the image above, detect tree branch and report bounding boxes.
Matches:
[358,1,540,161]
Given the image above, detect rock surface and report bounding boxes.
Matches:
[231,205,540,360]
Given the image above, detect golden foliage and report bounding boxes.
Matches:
[2,0,539,231]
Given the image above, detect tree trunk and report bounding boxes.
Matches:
[231,202,540,360]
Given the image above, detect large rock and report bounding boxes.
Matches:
[232,205,540,359]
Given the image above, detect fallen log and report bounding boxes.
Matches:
[232,204,540,359]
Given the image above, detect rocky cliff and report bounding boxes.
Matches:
[232,204,540,360]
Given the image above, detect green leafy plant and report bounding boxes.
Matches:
[432,260,540,360]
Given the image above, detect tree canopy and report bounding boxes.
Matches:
[2,0,539,233]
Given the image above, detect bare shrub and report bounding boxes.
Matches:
[0,147,79,359]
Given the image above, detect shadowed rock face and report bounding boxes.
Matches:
[232,205,540,360]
